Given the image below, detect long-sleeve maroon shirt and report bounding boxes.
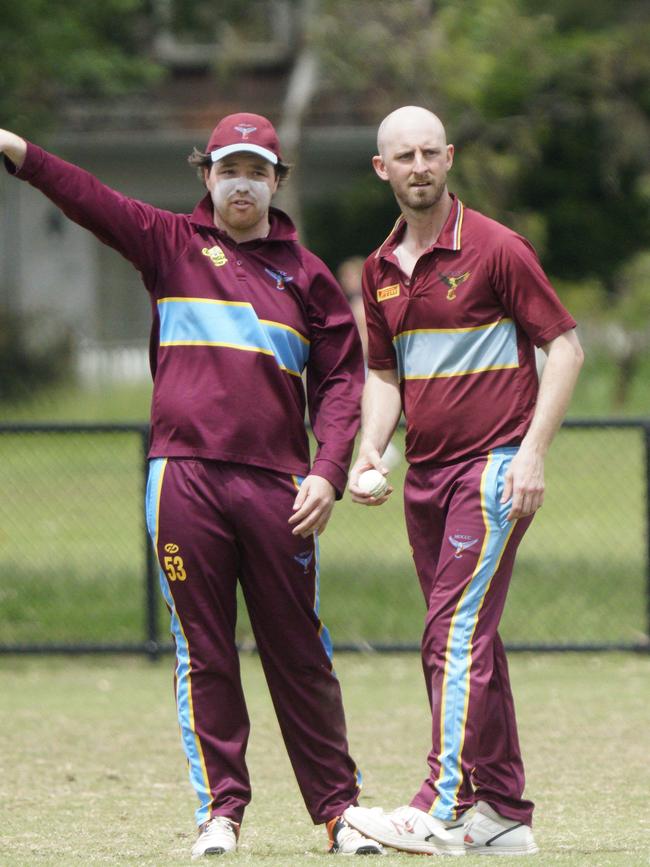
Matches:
[9,144,364,495]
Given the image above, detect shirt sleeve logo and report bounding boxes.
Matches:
[438,271,471,301]
[377,283,400,302]
[202,245,228,267]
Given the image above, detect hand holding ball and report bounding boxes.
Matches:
[357,468,389,498]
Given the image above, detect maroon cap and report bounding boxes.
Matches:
[206,113,282,165]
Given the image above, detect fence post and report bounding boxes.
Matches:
[141,426,160,660]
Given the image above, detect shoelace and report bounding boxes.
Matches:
[202,816,235,837]
[337,823,367,845]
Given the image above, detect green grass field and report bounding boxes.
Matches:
[0,424,647,649]
[2,345,648,424]
[1,653,649,865]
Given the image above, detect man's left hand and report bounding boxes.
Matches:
[501,446,545,520]
[288,474,336,538]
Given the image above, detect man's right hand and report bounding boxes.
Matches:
[0,130,27,170]
[348,448,393,506]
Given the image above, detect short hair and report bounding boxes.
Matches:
[187,148,291,185]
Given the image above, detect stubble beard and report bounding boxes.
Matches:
[399,176,447,212]
[215,203,263,232]
[211,178,272,233]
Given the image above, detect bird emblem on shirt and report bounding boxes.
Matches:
[438,271,471,301]
[265,267,294,291]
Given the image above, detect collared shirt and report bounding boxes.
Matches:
[10,144,364,494]
[363,194,577,466]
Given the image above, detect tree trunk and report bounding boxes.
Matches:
[274,0,320,241]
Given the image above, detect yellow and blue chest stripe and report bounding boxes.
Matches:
[158,297,310,378]
[393,318,518,381]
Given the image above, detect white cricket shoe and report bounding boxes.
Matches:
[327,816,384,855]
[463,801,538,856]
[191,816,239,858]
[343,804,465,856]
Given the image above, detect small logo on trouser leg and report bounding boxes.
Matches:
[162,542,188,581]
[293,550,313,573]
[448,534,479,558]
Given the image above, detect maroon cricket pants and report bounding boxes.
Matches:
[145,457,361,826]
[404,447,535,826]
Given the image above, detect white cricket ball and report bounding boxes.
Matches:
[358,468,388,497]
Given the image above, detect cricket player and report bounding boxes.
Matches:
[0,115,382,857]
[343,106,584,856]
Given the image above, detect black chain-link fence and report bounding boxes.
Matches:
[0,420,648,655]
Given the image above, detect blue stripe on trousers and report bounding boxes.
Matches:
[145,457,212,826]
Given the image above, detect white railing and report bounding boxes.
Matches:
[76,341,150,386]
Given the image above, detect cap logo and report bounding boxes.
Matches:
[207,115,280,165]
[234,124,257,140]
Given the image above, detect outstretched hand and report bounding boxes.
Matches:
[0,130,27,170]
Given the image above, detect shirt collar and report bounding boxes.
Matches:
[376,193,464,260]
[190,194,299,244]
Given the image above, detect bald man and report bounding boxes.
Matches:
[342,106,583,856]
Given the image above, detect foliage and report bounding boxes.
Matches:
[0,307,72,402]
[170,0,277,41]
[0,0,163,136]
[516,21,650,285]
[311,0,650,291]
[0,1,163,400]
[2,0,649,412]
[304,170,398,268]
[614,252,650,329]
[307,0,650,411]
[314,0,440,114]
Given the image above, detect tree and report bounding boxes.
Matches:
[0,0,163,402]
[310,0,650,286]
[307,0,650,410]
[0,0,162,136]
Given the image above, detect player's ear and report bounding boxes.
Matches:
[372,154,389,181]
[446,144,454,171]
